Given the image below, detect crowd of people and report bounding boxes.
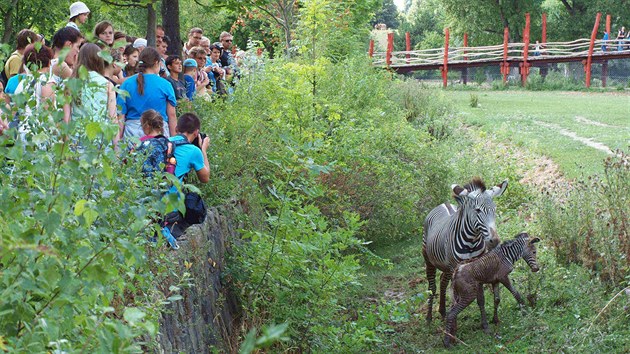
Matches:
[0,2,245,245]
[0,1,242,140]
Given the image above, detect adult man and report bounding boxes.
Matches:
[157,36,170,77]
[67,2,90,31]
[50,27,84,85]
[183,28,203,58]
[199,36,212,66]
[156,25,165,43]
[218,32,235,75]
[2,29,39,82]
[169,113,210,187]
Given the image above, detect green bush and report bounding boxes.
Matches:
[0,75,181,352]
[534,148,629,284]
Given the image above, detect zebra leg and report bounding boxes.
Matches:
[501,277,525,310]
[492,283,501,324]
[425,259,437,323]
[444,294,475,348]
[438,271,451,319]
[476,284,490,334]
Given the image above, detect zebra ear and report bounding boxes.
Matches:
[530,237,541,244]
[452,184,468,197]
[488,179,508,198]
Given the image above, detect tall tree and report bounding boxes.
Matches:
[100,0,159,45]
[372,0,400,29]
[161,0,182,55]
[216,0,298,56]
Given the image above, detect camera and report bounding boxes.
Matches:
[192,132,207,148]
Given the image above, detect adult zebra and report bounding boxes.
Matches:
[422,178,508,323]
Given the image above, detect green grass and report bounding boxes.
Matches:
[341,89,629,352]
[445,90,630,179]
[345,236,630,353]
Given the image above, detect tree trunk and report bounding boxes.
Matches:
[1,0,19,44]
[146,2,157,47]
[161,0,182,56]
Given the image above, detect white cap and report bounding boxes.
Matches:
[133,38,148,49]
[69,2,90,19]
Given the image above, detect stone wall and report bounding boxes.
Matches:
[156,206,241,353]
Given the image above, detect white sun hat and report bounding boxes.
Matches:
[133,38,148,49]
[69,2,90,19]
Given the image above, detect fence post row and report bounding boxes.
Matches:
[386,32,394,66]
[501,27,510,83]
[405,32,411,64]
[441,28,450,88]
[368,39,374,58]
[520,13,531,87]
[462,33,468,85]
[584,12,602,88]
[602,14,611,87]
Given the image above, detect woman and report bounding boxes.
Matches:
[13,44,57,138]
[117,47,177,139]
[15,44,56,108]
[64,44,117,125]
[67,1,90,31]
[94,21,114,47]
[122,44,139,78]
[104,49,124,86]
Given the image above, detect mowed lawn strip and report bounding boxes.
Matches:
[446,90,630,178]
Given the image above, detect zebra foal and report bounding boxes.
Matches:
[443,232,540,348]
[422,178,507,323]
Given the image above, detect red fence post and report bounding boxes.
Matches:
[541,13,549,81]
[542,13,547,43]
[520,13,531,87]
[386,32,394,66]
[462,33,468,85]
[501,27,510,84]
[368,39,374,58]
[441,28,450,88]
[405,32,411,63]
[602,14,611,87]
[585,12,602,88]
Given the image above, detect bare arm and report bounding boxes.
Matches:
[116,113,125,144]
[106,82,117,122]
[195,137,211,183]
[167,103,177,136]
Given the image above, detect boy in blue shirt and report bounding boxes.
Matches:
[182,59,197,101]
[169,112,210,191]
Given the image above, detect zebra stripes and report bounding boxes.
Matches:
[422,178,507,323]
[444,233,541,348]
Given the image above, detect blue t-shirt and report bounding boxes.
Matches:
[167,135,205,194]
[117,73,176,121]
[5,74,24,94]
[183,74,196,101]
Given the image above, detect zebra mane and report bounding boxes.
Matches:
[463,178,486,193]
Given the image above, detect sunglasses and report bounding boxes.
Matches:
[224,39,233,42]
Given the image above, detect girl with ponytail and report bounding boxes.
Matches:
[116,46,177,139]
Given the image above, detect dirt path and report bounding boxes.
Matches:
[533,120,618,156]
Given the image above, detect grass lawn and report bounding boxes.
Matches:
[342,89,629,352]
[444,90,630,179]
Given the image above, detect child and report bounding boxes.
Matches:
[122,44,139,78]
[140,109,166,142]
[165,56,187,100]
[182,59,197,101]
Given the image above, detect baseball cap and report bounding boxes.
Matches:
[183,58,197,68]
